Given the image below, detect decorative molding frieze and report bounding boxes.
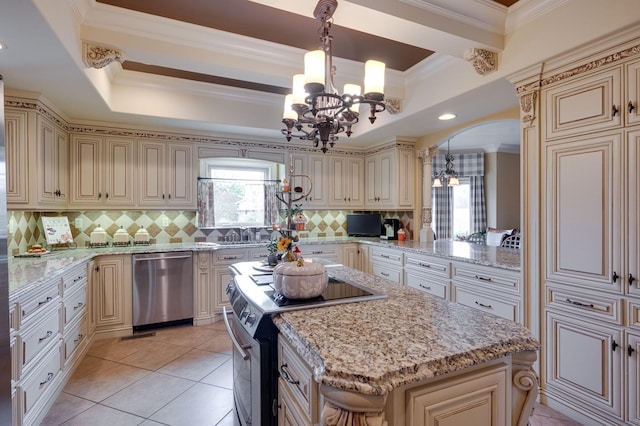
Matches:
[541,42,640,87]
[384,98,402,114]
[416,148,437,165]
[82,42,126,69]
[463,48,498,75]
[422,207,432,225]
[518,92,537,124]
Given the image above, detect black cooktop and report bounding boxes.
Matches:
[264,276,377,307]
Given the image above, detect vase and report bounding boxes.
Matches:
[267,253,278,266]
[281,249,296,262]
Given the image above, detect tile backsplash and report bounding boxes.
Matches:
[8,210,413,255]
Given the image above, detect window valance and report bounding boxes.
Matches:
[432,152,484,177]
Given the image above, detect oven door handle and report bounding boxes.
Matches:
[222,306,250,361]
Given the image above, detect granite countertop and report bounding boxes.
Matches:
[8,238,520,298]
[273,263,538,396]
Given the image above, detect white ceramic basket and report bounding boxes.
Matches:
[272,262,328,299]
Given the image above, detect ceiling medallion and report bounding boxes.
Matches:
[281,0,387,153]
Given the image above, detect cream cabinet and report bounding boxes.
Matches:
[92,255,133,337]
[138,140,195,208]
[193,251,213,325]
[369,246,403,284]
[365,145,415,210]
[341,243,361,270]
[69,135,135,207]
[36,114,68,207]
[5,109,30,205]
[328,155,364,208]
[404,253,450,299]
[278,336,319,425]
[288,152,327,208]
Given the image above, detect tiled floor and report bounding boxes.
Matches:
[42,321,580,425]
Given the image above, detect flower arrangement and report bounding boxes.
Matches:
[277,236,294,252]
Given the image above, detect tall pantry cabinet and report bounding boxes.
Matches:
[531,33,640,425]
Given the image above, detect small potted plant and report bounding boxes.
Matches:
[267,239,278,265]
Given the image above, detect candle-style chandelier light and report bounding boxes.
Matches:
[281,0,386,153]
[432,140,460,187]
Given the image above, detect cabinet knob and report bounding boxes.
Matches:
[105,193,109,199]
[612,105,619,116]
[629,273,636,286]
[612,340,619,352]
[629,101,636,114]
[629,344,636,357]
[612,271,619,283]
[98,192,101,199]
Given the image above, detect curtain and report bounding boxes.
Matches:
[432,185,453,239]
[264,182,279,228]
[197,179,215,228]
[469,176,487,233]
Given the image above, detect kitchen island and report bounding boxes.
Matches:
[268,262,538,426]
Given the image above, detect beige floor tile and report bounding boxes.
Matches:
[201,358,233,389]
[158,348,230,381]
[207,320,229,332]
[216,409,240,426]
[61,403,144,426]
[117,340,191,371]
[150,382,233,426]
[68,355,121,380]
[529,415,583,426]
[152,325,222,348]
[138,420,168,426]
[40,392,95,426]
[64,362,150,402]
[197,332,233,354]
[87,335,157,361]
[101,371,195,418]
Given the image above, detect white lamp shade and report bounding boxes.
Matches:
[292,74,306,105]
[283,94,297,120]
[343,83,361,97]
[304,50,325,91]
[432,178,442,188]
[364,60,385,95]
[448,176,460,186]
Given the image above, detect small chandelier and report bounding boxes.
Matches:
[281,0,386,153]
[433,140,459,187]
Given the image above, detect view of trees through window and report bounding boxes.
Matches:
[451,177,471,238]
[208,166,268,227]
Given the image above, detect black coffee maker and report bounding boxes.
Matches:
[380,218,400,240]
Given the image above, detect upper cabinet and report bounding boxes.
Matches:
[37,115,69,208]
[69,135,135,208]
[365,144,415,210]
[138,141,196,209]
[328,155,364,209]
[288,152,327,208]
[5,109,30,206]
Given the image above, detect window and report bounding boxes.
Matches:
[200,159,282,228]
[451,177,471,237]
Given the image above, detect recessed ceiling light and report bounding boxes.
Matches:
[0,42,6,50]
[438,113,456,120]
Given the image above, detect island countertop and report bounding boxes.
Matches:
[272,262,538,397]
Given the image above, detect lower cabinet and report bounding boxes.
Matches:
[370,246,403,284]
[340,243,361,270]
[92,255,132,337]
[404,253,450,299]
[278,336,319,425]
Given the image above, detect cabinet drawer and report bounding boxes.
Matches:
[19,283,61,328]
[19,343,62,418]
[9,303,17,334]
[279,338,317,420]
[547,283,622,325]
[11,337,18,382]
[628,300,640,330]
[543,65,622,139]
[297,244,339,261]
[279,378,311,426]
[247,249,269,262]
[405,273,448,299]
[61,263,87,295]
[452,285,520,322]
[21,306,61,369]
[370,247,403,265]
[63,285,87,326]
[405,255,449,278]
[213,249,248,264]
[452,263,520,294]
[63,313,88,364]
[371,263,402,284]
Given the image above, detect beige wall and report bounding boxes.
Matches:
[484,152,520,230]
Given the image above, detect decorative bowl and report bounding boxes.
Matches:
[272,262,328,299]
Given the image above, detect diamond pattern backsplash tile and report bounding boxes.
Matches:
[7,209,413,256]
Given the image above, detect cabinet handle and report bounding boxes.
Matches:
[105,192,109,199]
[419,284,432,290]
[629,101,636,114]
[612,105,619,116]
[612,271,619,283]
[162,194,165,199]
[73,302,84,310]
[168,194,172,200]
[612,340,619,352]
[37,296,53,307]
[629,344,635,357]
[475,275,493,282]
[629,273,636,286]
[223,256,240,260]
[95,266,100,272]
[380,272,389,277]
[475,301,493,309]
[74,334,85,344]
[38,330,53,343]
[98,192,101,199]
[380,254,390,259]
[418,262,431,268]
[279,364,300,385]
[40,372,54,387]
[565,297,595,309]
[311,251,323,255]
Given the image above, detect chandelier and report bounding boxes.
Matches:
[432,140,459,187]
[281,0,386,153]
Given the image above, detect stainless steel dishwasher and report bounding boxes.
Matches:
[132,252,193,331]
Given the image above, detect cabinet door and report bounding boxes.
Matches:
[627,58,640,126]
[193,252,212,322]
[38,116,68,206]
[545,311,623,419]
[347,157,364,208]
[138,140,166,206]
[341,244,360,270]
[104,137,135,206]
[213,267,233,312]
[166,143,195,208]
[628,332,640,425]
[628,129,640,296]
[70,135,102,205]
[328,156,348,207]
[543,66,622,140]
[397,148,415,208]
[365,155,378,206]
[5,110,30,205]
[545,133,622,292]
[378,150,394,206]
[94,256,132,333]
[306,154,326,207]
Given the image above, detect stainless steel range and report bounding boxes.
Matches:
[223,261,385,426]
